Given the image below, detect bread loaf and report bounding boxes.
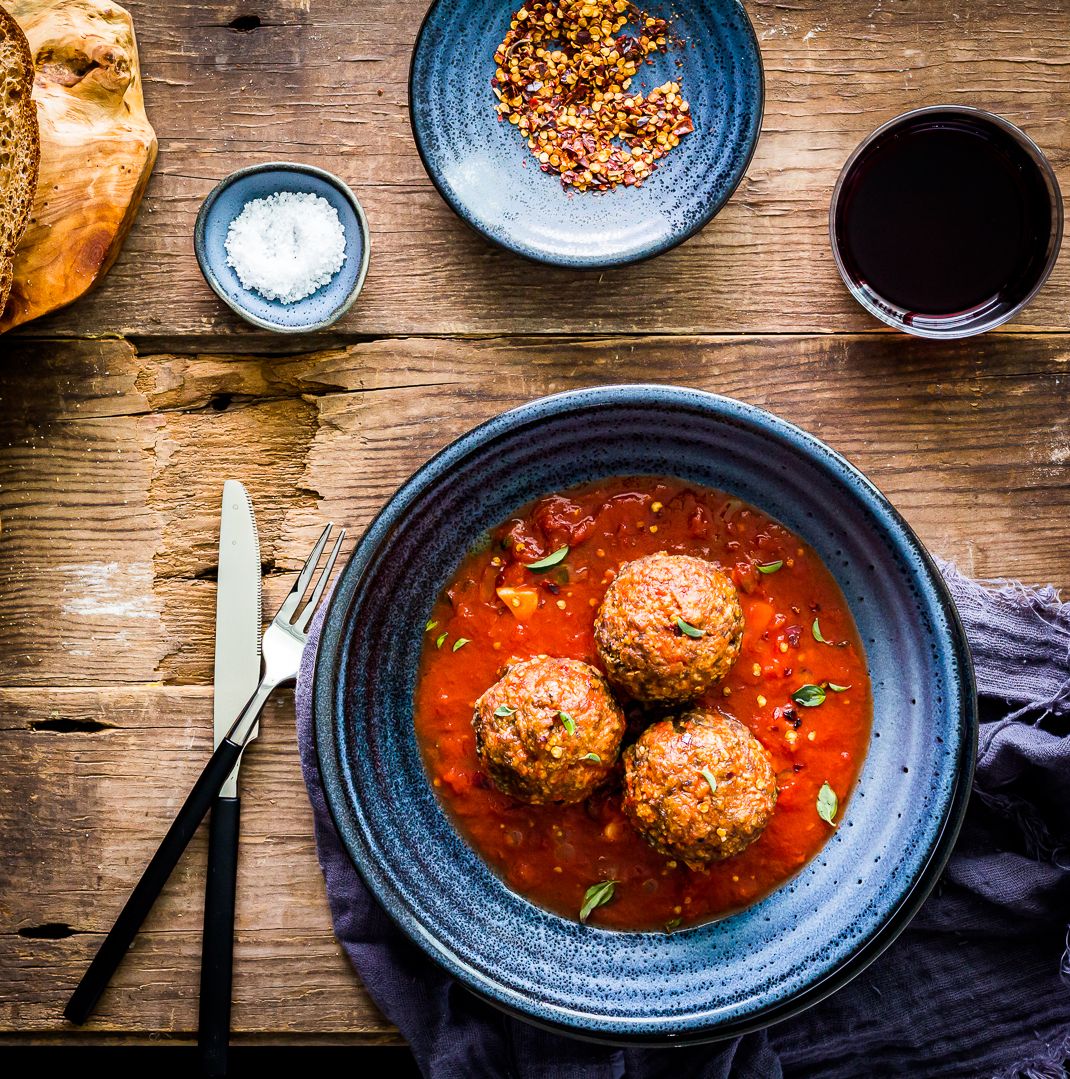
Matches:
[0,5,39,316]
[0,0,156,333]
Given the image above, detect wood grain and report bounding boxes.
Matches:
[2,340,1069,1038]
[2,334,1068,694]
[5,0,1069,341]
[0,686,392,1037]
[2,328,1068,1040]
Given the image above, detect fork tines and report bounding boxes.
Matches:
[281,523,347,631]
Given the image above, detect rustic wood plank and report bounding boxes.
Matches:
[2,330,1067,1040]
[0,686,393,1038]
[2,332,1068,692]
[6,0,1070,340]
[0,339,322,685]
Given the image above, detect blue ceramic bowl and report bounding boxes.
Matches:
[313,386,976,1043]
[194,162,371,333]
[409,0,764,268]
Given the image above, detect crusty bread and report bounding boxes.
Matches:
[0,5,39,315]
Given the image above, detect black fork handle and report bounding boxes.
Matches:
[198,794,241,1077]
[64,737,244,1026]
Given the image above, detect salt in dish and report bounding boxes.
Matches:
[225,191,346,304]
[194,162,371,334]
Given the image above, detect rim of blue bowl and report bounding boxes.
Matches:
[407,0,766,270]
[312,385,977,1044]
[193,161,372,334]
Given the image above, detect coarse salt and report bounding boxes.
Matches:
[224,191,346,304]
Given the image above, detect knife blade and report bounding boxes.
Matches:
[199,480,262,1077]
[214,480,263,791]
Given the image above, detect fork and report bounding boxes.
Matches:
[64,524,346,1026]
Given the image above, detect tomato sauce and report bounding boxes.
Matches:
[413,478,871,931]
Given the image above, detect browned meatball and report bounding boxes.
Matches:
[622,708,776,868]
[472,655,626,805]
[594,552,744,703]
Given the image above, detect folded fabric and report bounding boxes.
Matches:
[294,561,1070,1078]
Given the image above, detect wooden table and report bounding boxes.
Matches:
[2,0,1068,1048]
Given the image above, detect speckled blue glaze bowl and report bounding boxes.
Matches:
[313,386,976,1043]
[409,0,764,268]
[194,162,370,333]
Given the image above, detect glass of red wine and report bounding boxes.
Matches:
[830,106,1062,338]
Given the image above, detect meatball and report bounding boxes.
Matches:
[472,655,626,805]
[594,552,744,703]
[622,708,776,868]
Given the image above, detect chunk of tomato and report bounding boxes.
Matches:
[496,586,540,621]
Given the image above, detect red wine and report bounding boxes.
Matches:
[833,110,1057,322]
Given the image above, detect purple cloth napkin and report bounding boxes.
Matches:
[295,561,1070,1078]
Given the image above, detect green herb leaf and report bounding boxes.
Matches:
[579,880,617,923]
[664,916,682,934]
[828,683,851,693]
[581,752,602,763]
[812,618,831,644]
[494,704,517,717]
[425,619,438,632]
[559,711,576,735]
[700,767,718,793]
[792,683,827,708]
[452,638,471,652]
[817,781,839,825]
[757,561,783,575]
[526,546,569,571]
[435,632,448,649]
[676,617,705,638]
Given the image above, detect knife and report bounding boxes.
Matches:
[199,481,262,1077]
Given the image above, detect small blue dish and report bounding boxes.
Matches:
[312,386,977,1044]
[409,0,764,268]
[194,162,371,333]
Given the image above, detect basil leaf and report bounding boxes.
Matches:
[494,704,517,717]
[676,617,705,638]
[559,711,576,735]
[700,767,718,793]
[817,781,838,825]
[581,752,602,763]
[792,683,826,708]
[828,683,851,693]
[435,632,448,649]
[579,879,617,923]
[664,916,682,934]
[812,618,831,644]
[452,637,471,652]
[425,619,437,632]
[526,546,569,571]
[756,561,783,574]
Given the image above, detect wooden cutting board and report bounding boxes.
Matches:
[0,0,156,333]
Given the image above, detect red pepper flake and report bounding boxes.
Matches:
[492,0,695,192]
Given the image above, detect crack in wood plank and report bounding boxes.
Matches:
[3,332,1070,690]
[0,686,390,1036]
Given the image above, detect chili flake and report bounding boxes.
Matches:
[492,0,695,192]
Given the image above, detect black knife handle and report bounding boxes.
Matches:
[199,795,241,1077]
[64,737,244,1026]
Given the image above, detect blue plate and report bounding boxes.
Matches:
[194,162,371,333]
[409,0,764,268]
[312,386,976,1044]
